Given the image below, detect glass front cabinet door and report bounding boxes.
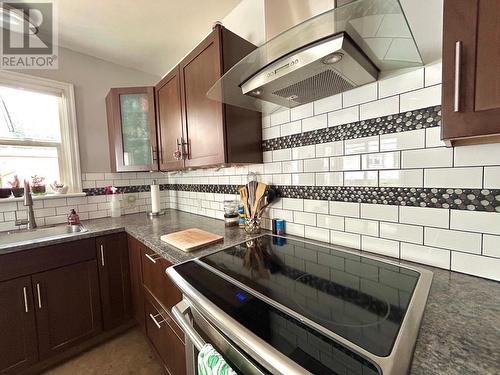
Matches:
[106,87,158,172]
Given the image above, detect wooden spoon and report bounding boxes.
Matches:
[239,186,250,217]
[252,182,268,218]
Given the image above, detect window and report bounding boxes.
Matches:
[0,71,81,193]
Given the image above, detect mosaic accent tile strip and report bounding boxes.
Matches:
[85,183,500,212]
[263,105,442,152]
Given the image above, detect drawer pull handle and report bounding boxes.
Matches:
[36,283,42,309]
[145,253,161,264]
[100,244,105,267]
[149,313,165,329]
[454,41,462,112]
[23,287,28,313]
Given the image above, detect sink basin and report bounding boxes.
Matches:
[0,224,88,250]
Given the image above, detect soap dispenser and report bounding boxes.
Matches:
[68,209,80,225]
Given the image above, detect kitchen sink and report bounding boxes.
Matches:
[0,224,88,249]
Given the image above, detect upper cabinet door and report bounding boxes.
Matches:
[106,87,158,172]
[180,28,226,168]
[156,66,185,171]
[442,0,500,142]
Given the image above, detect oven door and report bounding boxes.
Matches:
[172,298,269,375]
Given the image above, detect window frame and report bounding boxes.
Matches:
[0,70,82,192]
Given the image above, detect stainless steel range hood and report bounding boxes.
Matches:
[207,0,423,113]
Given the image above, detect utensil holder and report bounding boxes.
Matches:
[244,216,261,234]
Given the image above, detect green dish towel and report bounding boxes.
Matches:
[198,344,237,375]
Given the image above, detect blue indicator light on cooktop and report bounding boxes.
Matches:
[236,291,247,301]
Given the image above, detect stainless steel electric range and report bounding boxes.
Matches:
[167,234,433,375]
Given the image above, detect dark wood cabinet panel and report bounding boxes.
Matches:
[0,276,38,374]
[156,66,185,171]
[145,296,186,375]
[96,233,132,330]
[106,86,158,172]
[128,235,146,333]
[181,30,225,168]
[442,0,500,142]
[33,260,102,359]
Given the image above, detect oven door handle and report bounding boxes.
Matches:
[172,301,206,351]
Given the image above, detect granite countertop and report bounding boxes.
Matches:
[0,209,498,374]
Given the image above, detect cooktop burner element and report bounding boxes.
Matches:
[169,234,433,375]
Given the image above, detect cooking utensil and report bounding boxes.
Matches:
[252,182,268,218]
[256,187,277,217]
[239,186,250,217]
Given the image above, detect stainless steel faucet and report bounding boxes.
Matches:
[21,184,37,229]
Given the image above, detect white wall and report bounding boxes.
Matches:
[12,47,160,172]
[221,0,266,46]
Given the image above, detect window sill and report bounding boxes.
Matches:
[0,192,86,202]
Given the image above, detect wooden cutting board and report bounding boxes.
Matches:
[160,228,224,252]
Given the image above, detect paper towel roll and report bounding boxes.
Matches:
[151,180,160,213]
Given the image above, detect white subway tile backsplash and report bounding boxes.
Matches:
[315,172,343,186]
[291,173,315,186]
[263,162,282,174]
[361,204,398,222]
[380,130,425,151]
[425,127,446,148]
[314,94,342,115]
[294,211,316,226]
[270,109,290,126]
[451,252,500,281]
[380,222,423,244]
[361,152,400,170]
[281,198,304,211]
[424,227,481,254]
[263,151,272,162]
[291,103,313,121]
[454,143,500,166]
[328,106,359,127]
[286,222,305,237]
[360,96,400,120]
[400,84,441,112]
[451,210,500,235]
[303,200,329,214]
[424,62,442,86]
[401,243,450,269]
[330,230,361,249]
[292,145,316,160]
[304,158,330,172]
[343,82,377,107]
[315,141,343,158]
[378,68,424,98]
[317,214,344,230]
[305,226,330,243]
[484,167,500,188]
[345,218,379,236]
[344,171,378,187]
[330,201,359,218]
[401,147,453,168]
[272,149,292,161]
[280,120,302,136]
[400,206,449,228]
[270,209,294,222]
[263,126,280,140]
[330,155,360,171]
[424,167,483,188]
[379,169,423,187]
[483,235,500,258]
[302,114,327,132]
[345,136,379,155]
[362,236,400,258]
[281,160,304,173]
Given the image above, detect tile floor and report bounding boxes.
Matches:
[43,329,164,375]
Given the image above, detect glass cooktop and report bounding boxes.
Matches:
[199,235,419,357]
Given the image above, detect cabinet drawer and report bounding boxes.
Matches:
[0,238,96,282]
[145,297,186,375]
[141,246,182,311]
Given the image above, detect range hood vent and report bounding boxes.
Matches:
[207,0,423,114]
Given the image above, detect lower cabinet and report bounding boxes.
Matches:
[33,260,102,359]
[0,276,38,374]
[128,235,146,333]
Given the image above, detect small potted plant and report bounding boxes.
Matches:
[9,175,23,197]
[31,175,46,195]
[0,172,13,198]
[50,180,68,194]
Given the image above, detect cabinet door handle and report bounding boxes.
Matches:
[100,244,105,267]
[23,286,29,313]
[149,313,165,329]
[150,146,158,163]
[36,283,42,309]
[145,253,159,264]
[454,41,462,112]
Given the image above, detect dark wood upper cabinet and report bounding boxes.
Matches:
[0,276,38,374]
[106,86,159,172]
[96,233,132,330]
[442,0,500,143]
[156,24,262,171]
[33,260,102,359]
[156,66,185,171]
